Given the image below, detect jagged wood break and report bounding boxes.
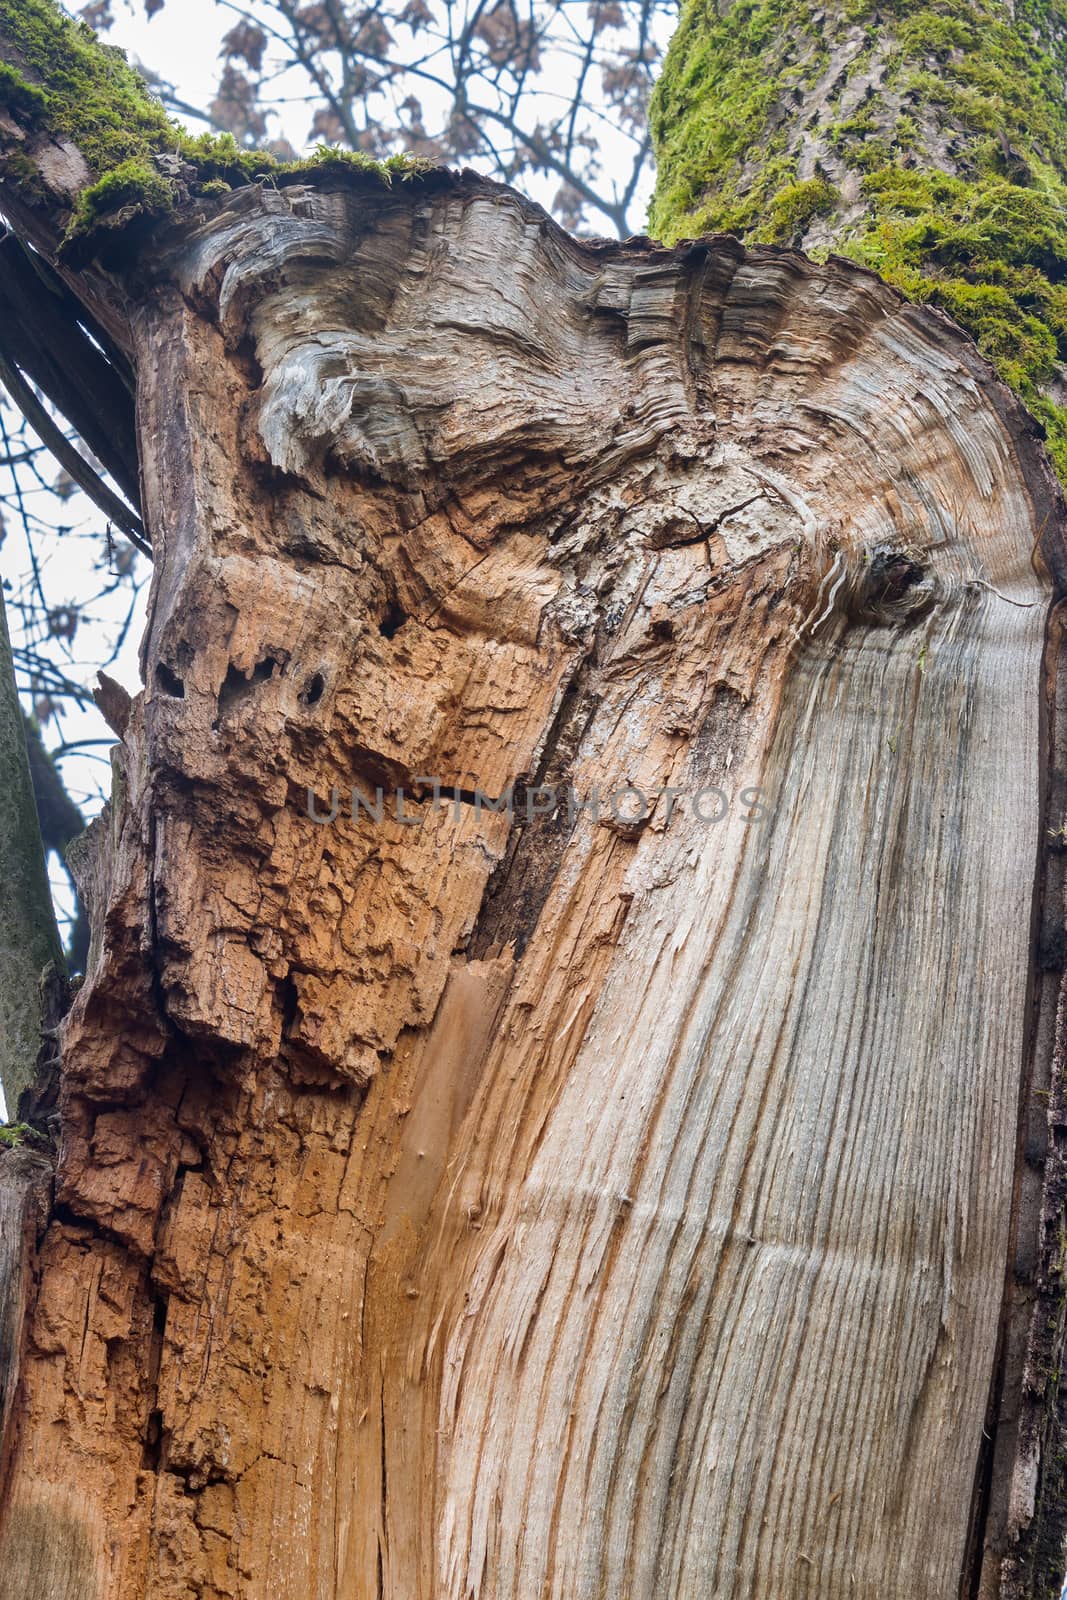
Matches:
[3,52,1067,1600]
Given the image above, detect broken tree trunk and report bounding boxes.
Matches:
[3,9,1067,1599]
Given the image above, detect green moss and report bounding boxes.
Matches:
[0,146,45,200]
[896,10,971,55]
[763,176,836,243]
[0,0,435,245]
[277,145,436,183]
[893,114,920,151]
[0,0,183,173]
[0,58,47,118]
[649,0,1067,485]
[70,157,174,230]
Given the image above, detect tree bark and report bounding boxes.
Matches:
[3,8,1067,1600]
[0,586,64,1109]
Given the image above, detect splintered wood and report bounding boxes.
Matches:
[0,173,1063,1599]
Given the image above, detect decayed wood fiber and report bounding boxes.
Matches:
[0,171,1065,1599]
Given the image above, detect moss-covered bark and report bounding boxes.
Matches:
[0,589,63,1114]
[649,0,1067,478]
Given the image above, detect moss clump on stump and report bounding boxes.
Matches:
[649,0,1067,481]
[0,0,434,244]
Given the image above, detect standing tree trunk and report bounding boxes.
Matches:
[0,586,64,1107]
[1,3,1067,1597]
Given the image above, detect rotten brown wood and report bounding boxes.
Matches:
[0,166,1065,1598]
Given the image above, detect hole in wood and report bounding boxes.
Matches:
[155,662,185,698]
[300,672,325,706]
[848,546,937,626]
[278,973,300,1038]
[378,601,407,639]
[217,654,280,719]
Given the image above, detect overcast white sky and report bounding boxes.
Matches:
[104,0,662,228]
